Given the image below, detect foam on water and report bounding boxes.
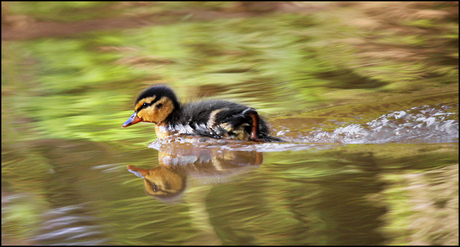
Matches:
[298,105,458,144]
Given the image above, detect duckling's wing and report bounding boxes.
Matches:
[218,107,283,142]
[179,101,245,137]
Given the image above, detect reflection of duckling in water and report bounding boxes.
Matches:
[127,165,187,199]
[122,85,283,142]
[127,148,263,201]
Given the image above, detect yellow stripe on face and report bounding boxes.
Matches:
[135,96,156,112]
[137,96,175,124]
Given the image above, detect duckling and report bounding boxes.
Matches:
[122,85,282,142]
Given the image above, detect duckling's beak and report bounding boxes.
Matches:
[127,165,149,178]
[122,112,142,128]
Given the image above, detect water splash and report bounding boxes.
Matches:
[299,105,458,144]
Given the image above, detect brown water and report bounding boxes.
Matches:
[2,2,458,245]
[2,105,458,245]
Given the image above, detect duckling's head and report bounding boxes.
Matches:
[122,85,180,128]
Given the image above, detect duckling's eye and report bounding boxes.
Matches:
[156,103,163,109]
[151,183,158,192]
[138,102,150,111]
[146,180,158,192]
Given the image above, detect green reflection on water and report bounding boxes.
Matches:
[2,140,457,245]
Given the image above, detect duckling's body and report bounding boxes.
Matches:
[123,85,282,142]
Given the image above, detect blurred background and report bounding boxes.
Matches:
[2,2,458,245]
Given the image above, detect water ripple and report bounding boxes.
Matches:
[301,105,458,144]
